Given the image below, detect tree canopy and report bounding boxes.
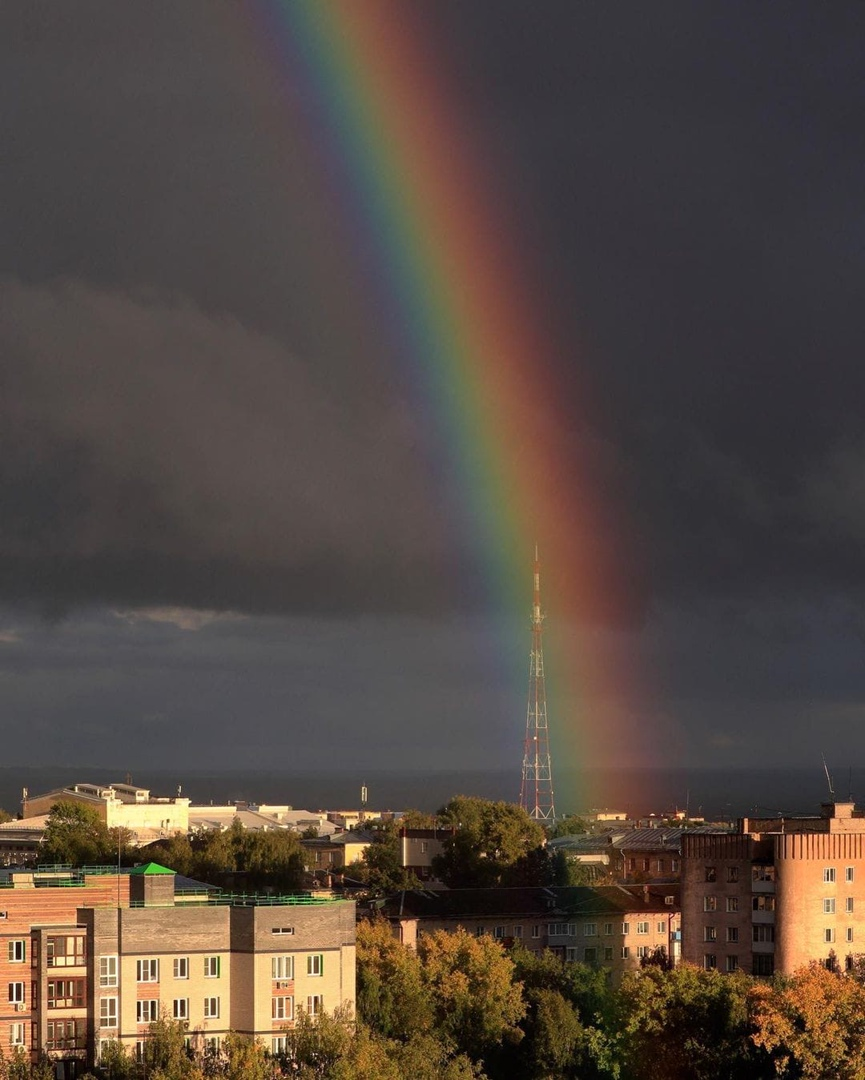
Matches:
[432,796,546,887]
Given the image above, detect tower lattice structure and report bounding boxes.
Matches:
[519,547,557,821]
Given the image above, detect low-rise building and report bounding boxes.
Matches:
[372,884,680,983]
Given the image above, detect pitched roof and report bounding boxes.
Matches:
[128,861,175,875]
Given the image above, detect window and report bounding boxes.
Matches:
[753,925,775,943]
[420,841,428,854]
[622,922,630,935]
[824,898,836,914]
[621,946,630,959]
[100,997,118,1028]
[825,928,836,943]
[628,858,636,871]
[45,1020,85,1050]
[136,1000,158,1024]
[583,923,597,937]
[137,959,159,983]
[171,998,188,1020]
[307,995,324,1017]
[586,947,600,963]
[475,926,485,937]
[513,925,523,938]
[754,955,775,976]
[846,867,855,883]
[307,954,324,977]
[727,927,739,943]
[565,947,578,962]
[46,935,85,968]
[726,956,739,973]
[204,997,220,1019]
[531,926,540,939]
[847,898,855,914]
[99,956,118,988]
[726,896,739,913]
[705,867,716,882]
[824,868,837,883]
[603,922,613,936]
[272,927,295,936]
[847,928,855,943]
[704,954,717,970]
[7,941,25,963]
[272,996,294,1021]
[205,1036,220,1053]
[726,866,739,883]
[753,865,776,882]
[604,947,613,961]
[642,859,650,872]
[703,896,717,912]
[657,921,666,934]
[47,978,85,1009]
[494,926,506,939]
[753,895,775,912]
[204,956,221,978]
[8,982,24,1005]
[272,956,295,981]
[671,859,680,873]
[548,923,576,937]
[636,921,649,935]
[704,926,717,942]
[272,1037,289,1055]
[656,859,664,872]
[9,1023,24,1046]
[636,946,649,958]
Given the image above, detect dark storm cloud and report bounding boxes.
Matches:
[1,2,864,633]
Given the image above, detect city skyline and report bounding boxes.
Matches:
[1,3,865,784]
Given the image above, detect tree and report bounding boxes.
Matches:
[548,815,589,839]
[348,821,422,895]
[617,964,761,1080]
[356,919,434,1040]
[42,800,116,865]
[417,928,525,1062]
[433,797,546,887]
[0,808,13,824]
[399,809,438,830]
[750,962,865,1079]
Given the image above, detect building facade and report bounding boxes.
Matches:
[0,864,355,1076]
[682,801,865,976]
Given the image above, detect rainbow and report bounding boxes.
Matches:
[228,3,650,808]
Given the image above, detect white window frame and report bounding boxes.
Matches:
[100,997,118,1028]
[7,941,25,964]
[825,928,836,943]
[513,925,523,939]
[8,983,24,1004]
[174,958,189,980]
[583,923,597,937]
[824,867,837,883]
[531,925,540,939]
[307,994,323,1017]
[847,927,854,943]
[726,896,739,913]
[846,866,855,883]
[136,1000,158,1024]
[204,956,221,979]
[307,954,323,977]
[204,996,220,1019]
[622,922,630,935]
[636,921,650,935]
[173,998,189,1021]
[621,946,629,959]
[9,1022,25,1046]
[824,898,836,914]
[636,945,649,958]
[726,926,739,943]
[603,922,613,936]
[272,1036,289,1055]
[99,956,118,988]
[272,955,295,981]
[847,897,855,914]
[136,959,159,983]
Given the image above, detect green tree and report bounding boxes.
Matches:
[280,1003,355,1079]
[433,797,546,887]
[356,919,434,1040]
[617,963,761,1080]
[42,800,115,865]
[0,808,13,824]
[417,928,525,1062]
[548,815,588,839]
[349,821,422,895]
[399,809,438,829]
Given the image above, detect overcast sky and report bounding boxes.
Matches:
[2,2,865,801]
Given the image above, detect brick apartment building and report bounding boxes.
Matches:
[0,863,355,1076]
[373,884,680,984]
[682,801,865,976]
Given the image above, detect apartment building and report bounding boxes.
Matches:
[682,801,865,976]
[0,863,355,1076]
[374,884,680,984]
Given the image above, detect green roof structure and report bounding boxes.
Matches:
[129,862,176,876]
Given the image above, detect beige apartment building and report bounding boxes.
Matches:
[0,863,355,1076]
[682,801,865,976]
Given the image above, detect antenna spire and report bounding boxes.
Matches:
[520,545,556,822]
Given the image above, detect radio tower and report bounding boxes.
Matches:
[519,545,556,821]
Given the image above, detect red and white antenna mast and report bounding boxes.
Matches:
[519,545,556,821]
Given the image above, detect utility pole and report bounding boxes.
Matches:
[519,546,556,821]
